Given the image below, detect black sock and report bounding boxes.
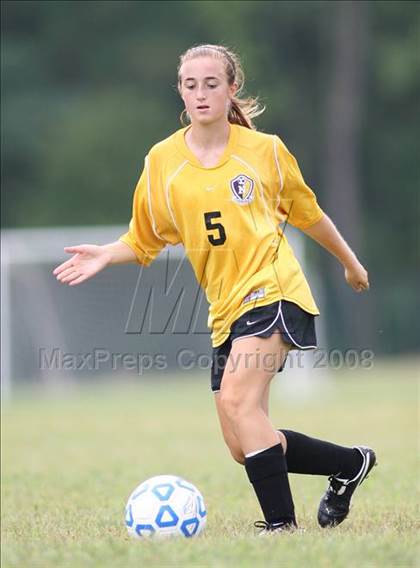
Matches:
[244,443,296,526]
[280,429,363,478]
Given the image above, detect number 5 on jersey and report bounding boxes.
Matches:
[204,211,226,246]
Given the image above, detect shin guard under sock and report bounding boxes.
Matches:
[244,443,296,525]
[280,429,363,478]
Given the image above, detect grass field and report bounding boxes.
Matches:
[2,359,419,568]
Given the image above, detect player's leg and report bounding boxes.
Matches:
[219,334,287,454]
[219,332,288,454]
[214,380,287,464]
[214,339,375,528]
[216,370,375,528]
[218,333,296,530]
[279,429,367,477]
[216,374,369,480]
[278,428,376,527]
[214,392,245,464]
[211,298,375,528]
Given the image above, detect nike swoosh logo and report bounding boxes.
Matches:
[246,319,260,326]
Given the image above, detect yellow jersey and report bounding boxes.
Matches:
[120,124,324,347]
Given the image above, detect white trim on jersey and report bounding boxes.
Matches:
[145,156,165,241]
[164,160,188,233]
[272,136,284,192]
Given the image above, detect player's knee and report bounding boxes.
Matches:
[221,433,245,464]
[219,390,239,419]
[219,388,251,422]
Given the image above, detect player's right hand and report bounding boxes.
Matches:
[53,244,111,286]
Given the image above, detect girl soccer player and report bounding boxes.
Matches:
[53,44,376,533]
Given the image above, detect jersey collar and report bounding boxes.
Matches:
[175,123,239,170]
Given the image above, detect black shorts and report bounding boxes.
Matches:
[210,300,317,393]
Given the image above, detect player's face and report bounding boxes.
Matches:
[179,57,236,126]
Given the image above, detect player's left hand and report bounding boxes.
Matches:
[344,261,370,292]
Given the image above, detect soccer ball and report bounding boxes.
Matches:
[125,475,207,539]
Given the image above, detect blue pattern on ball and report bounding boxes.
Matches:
[197,495,207,518]
[155,504,179,528]
[135,523,155,537]
[131,483,149,500]
[176,479,195,492]
[180,517,200,537]
[152,483,175,501]
[125,504,134,527]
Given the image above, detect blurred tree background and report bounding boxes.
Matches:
[1,0,419,356]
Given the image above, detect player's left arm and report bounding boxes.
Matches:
[302,213,369,293]
[273,137,369,293]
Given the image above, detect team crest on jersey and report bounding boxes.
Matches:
[230,174,255,205]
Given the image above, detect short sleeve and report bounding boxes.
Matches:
[119,157,167,266]
[274,136,324,230]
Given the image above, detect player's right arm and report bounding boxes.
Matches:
[53,241,137,286]
[53,154,170,286]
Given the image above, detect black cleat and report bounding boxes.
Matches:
[254,520,298,535]
[318,446,377,528]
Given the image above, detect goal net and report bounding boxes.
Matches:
[1,225,326,397]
